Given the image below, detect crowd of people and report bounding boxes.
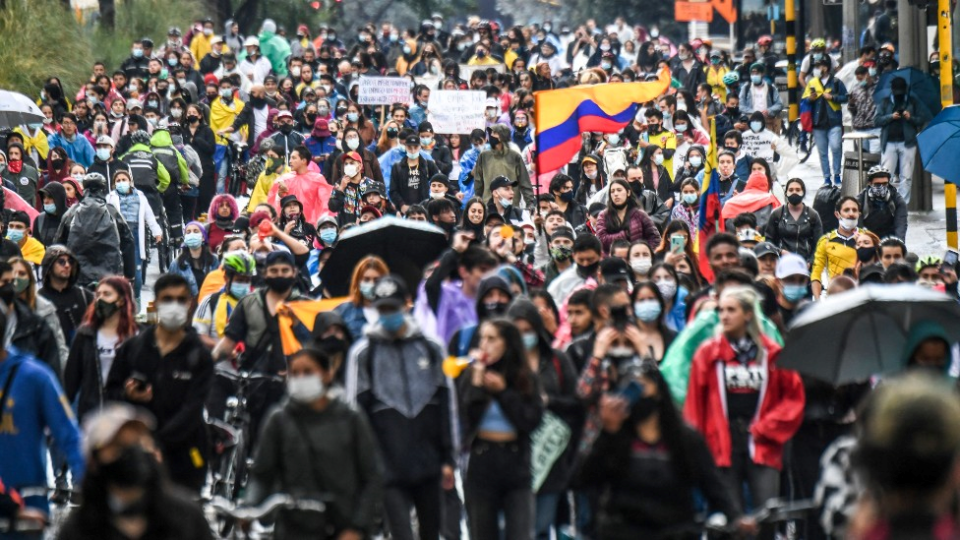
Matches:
[0,11,956,540]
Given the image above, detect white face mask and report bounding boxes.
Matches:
[839,217,858,230]
[288,374,325,403]
[630,257,652,275]
[344,164,359,177]
[156,301,188,329]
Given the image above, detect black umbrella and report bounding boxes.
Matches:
[319,216,449,297]
[780,284,960,385]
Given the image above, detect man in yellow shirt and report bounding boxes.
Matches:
[811,196,867,298]
[638,108,677,174]
[6,211,45,265]
[211,77,245,194]
[467,43,500,66]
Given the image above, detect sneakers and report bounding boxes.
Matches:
[822,177,832,187]
[834,174,843,186]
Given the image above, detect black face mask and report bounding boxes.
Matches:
[187,115,201,123]
[629,394,660,423]
[264,276,296,293]
[51,158,65,169]
[726,107,740,116]
[316,335,347,356]
[95,299,120,320]
[857,246,877,263]
[279,124,294,134]
[250,96,267,108]
[482,301,509,316]
[387,128,399,139]
[207,93,218,101]
[576,260,600,279]
[305,113,317,124]
[98,446,156,488]
[786,193,804,206]
[0,282,15,305]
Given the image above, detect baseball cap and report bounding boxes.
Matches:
[276,110,293,119]
[489,175,517,191]
[737,228,761,244]
[265,250,295,268]
[341,151,362,162]
[859,264,885,284]
[754,242,779,259]
[775,252,808,279]
[600,257,632,284]
[82,403,155,457]
[372,275,409,308]
[96,135,115,147]
[127,98,142,110]
[404,134,420,146]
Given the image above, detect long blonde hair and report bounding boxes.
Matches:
[718,285,763,344]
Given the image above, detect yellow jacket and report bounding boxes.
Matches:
[247,165,290,212]
[810,229,864,283]
[705,65,731,100]
[504,49,519,70]
[20,236,45,266]
[209,96,245,145]
[467,55,500,66]
[14,127,49,162]
[190,33,213,68]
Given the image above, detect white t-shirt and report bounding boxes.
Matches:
[97,330,120,384]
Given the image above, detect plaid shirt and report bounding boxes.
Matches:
[848,81,878,130]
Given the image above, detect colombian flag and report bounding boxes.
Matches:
[697,116,723,283]
[534,68,672,174]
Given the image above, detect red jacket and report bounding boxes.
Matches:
[683,333,804,470]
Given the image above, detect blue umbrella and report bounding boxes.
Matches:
[918,105,960,182]
[873,67,941,116]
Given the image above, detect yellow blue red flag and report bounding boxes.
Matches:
[534,68,671,173]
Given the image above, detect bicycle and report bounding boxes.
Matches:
[655,498,817,539]
[207,363,283,508]
[209,493,328,540]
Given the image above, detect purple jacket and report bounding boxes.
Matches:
[414,280,477,345]
[596,207,662,254]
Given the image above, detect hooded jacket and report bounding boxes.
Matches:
[48,132,95,169]
[106,187,163,256]
[9,299,65,380]
[86,158,131,192]
[266,169,332,226]
[120,142,172,193]
[34,182,67,246]
[38,245,92,344]
[0,348,85,512]
[684,333,804,470]
[150,130,190,189]
[1,160,39,207]
[473,124,534,205]
[388,154,440,209]
[345,316,455,486]
[721,173,782,231]
[54,184,137,284]
[258,21,292,77]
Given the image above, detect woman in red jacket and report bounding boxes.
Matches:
[684,285,804,539]
[595,179,662,255]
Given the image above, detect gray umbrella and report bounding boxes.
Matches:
[0,90,44,128]
[780,284,960,385]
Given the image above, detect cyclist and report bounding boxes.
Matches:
[799,38,836,87]
[756,35,781,81]
[120,130,171,264]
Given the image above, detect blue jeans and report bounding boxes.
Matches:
[214,144,229,194]
[813,126,843,180]
[132,231,142,303]
[535,492,562,540]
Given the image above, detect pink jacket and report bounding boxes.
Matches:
[595,207,662,254]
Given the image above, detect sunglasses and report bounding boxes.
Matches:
[56,258,73,267]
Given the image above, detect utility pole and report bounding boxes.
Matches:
[786,0,798,124]
[842,0,859,64]
[940,0,957,248]
[899,0,932,210]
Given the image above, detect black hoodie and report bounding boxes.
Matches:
[34,181,67,246]
[38,245,92,344]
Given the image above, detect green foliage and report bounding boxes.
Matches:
[0,0,93,95]
[0,0,201,96]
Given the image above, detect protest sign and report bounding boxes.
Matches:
[459,63,506,83]
[427,90,486,133]
[358,76,412,105]
[530,411,571,492]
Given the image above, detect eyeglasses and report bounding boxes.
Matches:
[55,258,72,267]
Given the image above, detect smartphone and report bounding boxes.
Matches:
[610,305,631,331]
[943,249,959,271]
[671,234,686,254]
[130,372,149,391]
[618,380,645,407]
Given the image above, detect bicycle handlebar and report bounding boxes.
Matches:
[214,364,284,384]
[210,494,326,521]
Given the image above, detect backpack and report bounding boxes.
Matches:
[813,184,842,232]
[68,198,121,286]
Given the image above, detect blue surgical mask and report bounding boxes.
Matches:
[750,121,763,132]
[522,332,539,350]
[379,311,405,332]
[420,136,433,146]
[44,203,57,214]
[230,282,253,299]
[633,300,662,322]
[96,148,112,161]
[499,197,512,208]
[782,284,807,303]
[6,230,23,243]
[184,232,204,248]
[675,123,687,133]
[689,156,703,168]
[359,281,376,300]
[751,74,762,84]
[320,228,338,244]
[346,112,359,123]
[406,150,419,160]
[116,181,131,195]
[132,48,144,58]
[682,193,698,205]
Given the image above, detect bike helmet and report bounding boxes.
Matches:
[83,172,107,189]
[130,129,151,146]
[722,71,740,86]
[757,35,773,47]
[810,38,826,50]
[916,255,942,273]
[222,251,256,276]
[867,165,891,181]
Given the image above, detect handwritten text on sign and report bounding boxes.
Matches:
[358,77,412,105]
[427,90,487,134]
